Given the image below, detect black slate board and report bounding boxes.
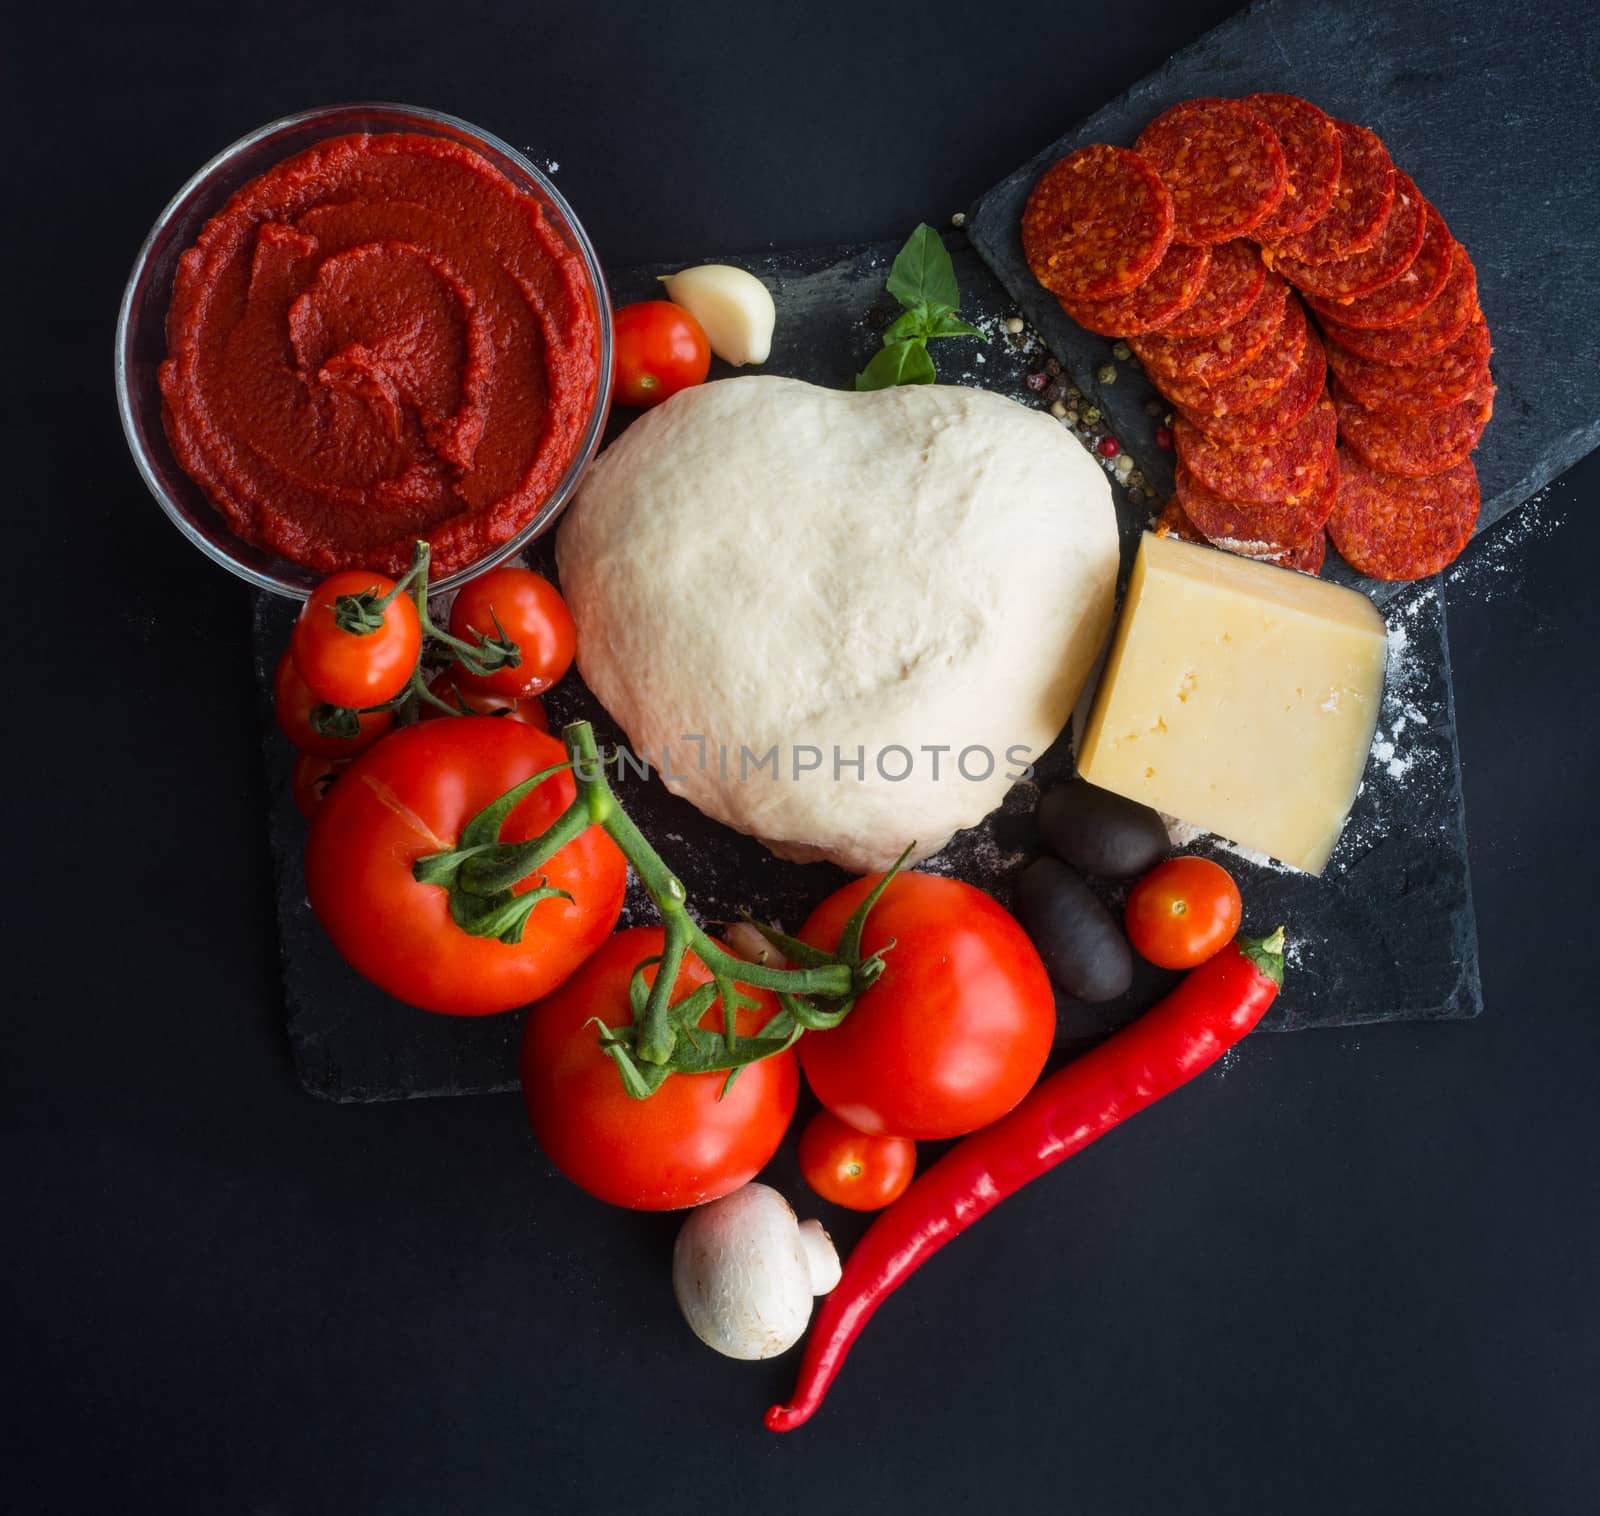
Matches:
[966,0,1600,607]
[258,234,1479,1102]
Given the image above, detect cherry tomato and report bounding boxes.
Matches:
[306,719,626,1015]
[422,670,549,730]
[798,1109,916,1211]
[521,928,798,1210]
[1125,856,1243,970]
[447,566,576,697]
[273,650,394,758]
[290,753,348,819]
[292,570,422,708]
[612,300,711,408]
[798,873,1055,1141]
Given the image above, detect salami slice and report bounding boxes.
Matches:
[1328,450,1479,580]
[1151,240,1267,337]
[1133,98,1287,245]
[1174,393,1337,505]
[1325,311,1491,415]
[1134,273,1289,384]
[1175,452,1338,552]
[1271,171,1426,300]
[1176,322,1328,446]
[1319,244,1478,364]
[1022,145,1175,300]
[1155,494,1326,573]
[1306,205,1454,328]
[1267,121,1395,266]
[1245,94,1342,240]
[1159,296,1307,413]
[1153,498,1209,544]
[1058,241,1211,336]
[1333,380,1494,477]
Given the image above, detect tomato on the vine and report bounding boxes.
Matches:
[797,873,1055,1141]
[521,928,798,1210]
[423,670,548,730]
[305,718,626,1015]
[273,650,394,758]
[447,566,576,697]
[798,1109,916,1212]
[290,753,347,819]
[1125,856,1242,970]
[292,570,422,708]
[612,300,711,408]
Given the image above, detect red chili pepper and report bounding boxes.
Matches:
[764,927,1285,1433]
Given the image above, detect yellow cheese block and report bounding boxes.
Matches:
[1077,533,1388,874]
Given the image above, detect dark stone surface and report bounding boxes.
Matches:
[263,237,1478,1103]
[966,0,1600,607]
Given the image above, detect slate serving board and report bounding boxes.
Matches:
[966,0,1600,607]
[258,234,1479,1103]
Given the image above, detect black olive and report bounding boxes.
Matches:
[1014,857,1133,1003]
[1037,779,1171,879]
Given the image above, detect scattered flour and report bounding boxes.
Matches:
[1445,484,1568,603]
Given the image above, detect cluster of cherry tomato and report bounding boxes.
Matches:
[274,561,578,818]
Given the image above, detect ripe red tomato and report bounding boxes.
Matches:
[521,928,798,1210]
[798,1109,916,1212]
[798,873,1055,1141]
[292,570,422,708]
[1125,856,1243,970]
[273,650,394,758]
[612,300,711,408]
[306,718,626,1015]
[422,669,548,730]
[290,753,347,819]
[447,566,576,697]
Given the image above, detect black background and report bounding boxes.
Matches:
[6,3,1598,1512]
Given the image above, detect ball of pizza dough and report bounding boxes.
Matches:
[556,376,1119,874]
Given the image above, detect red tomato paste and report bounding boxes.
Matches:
[160,134,601,576]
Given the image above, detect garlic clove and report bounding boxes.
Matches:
[660,264,775,367]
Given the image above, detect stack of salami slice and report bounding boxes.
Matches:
[1021,95,1492,581]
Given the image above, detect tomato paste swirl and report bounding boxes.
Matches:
[160,133,600,575]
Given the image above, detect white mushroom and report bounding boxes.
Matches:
[672,1183,840,1359]
[659,264,775,367]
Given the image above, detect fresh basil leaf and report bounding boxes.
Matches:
[855,339,936,391]
[884,305,931,344]
[885,224,960,319]
[924,312,986,340]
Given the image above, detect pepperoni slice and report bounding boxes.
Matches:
[1058,241,1211,335]
[1155,494,1326,573]
[1333,380,1494,477]
[1306,205,1454,328]
[1174,393,1337,504]
[1319,244,1478,364]
[1328,451,1479,580]
[1022,145,1176,300]
[1153,498,1209,543]
[1134,273,1289,384]
[1175,451,1338,553]
[1245,94,1342,240]
[1133,98,1287,245]
[1267,122,1395,266]
[1160,297,1307,414]
[1151,240,1267,337]
[1175,322,1328,446]
[1271,172,1426,300]
[1325,311,1491,415]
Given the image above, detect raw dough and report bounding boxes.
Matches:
[556,377,1118,873]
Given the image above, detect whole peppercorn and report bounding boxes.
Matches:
[1096,436,1121,459]
[1081,405,1101,425]
[1096,362,1118,386]
[1111,341,1133,361]
[1044,358,1063,378]
[1026,371,1049,392]
[1143,398,1164,417]
[1154,426,1174,451]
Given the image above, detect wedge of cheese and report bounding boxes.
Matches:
[1077,533,1388,874]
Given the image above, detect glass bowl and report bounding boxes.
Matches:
[115,102,614,599]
